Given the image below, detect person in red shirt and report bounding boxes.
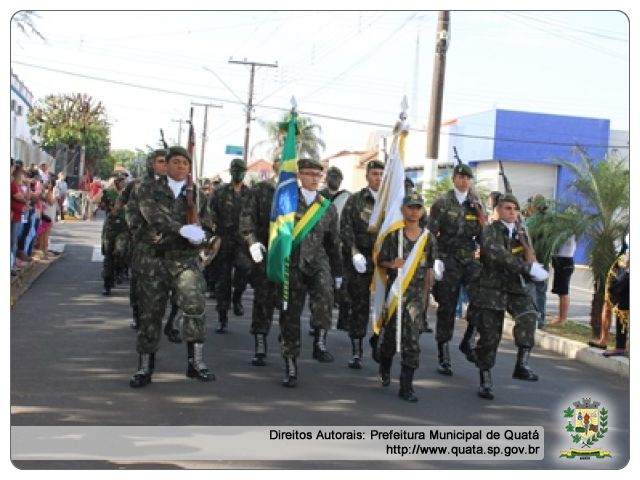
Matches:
[11,166,28,273]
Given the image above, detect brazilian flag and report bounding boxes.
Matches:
[266,111,299,309]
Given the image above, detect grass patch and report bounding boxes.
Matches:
[542,320,616,348]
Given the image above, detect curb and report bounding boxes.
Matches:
[503,319,629,379]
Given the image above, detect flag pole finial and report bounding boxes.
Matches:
[290,96,297,111]
[396,96,410,133]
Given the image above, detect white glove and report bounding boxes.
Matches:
[352,253,367,273]
[529,262,549,282]
[249,242,266,263]
[433,259,445,281]
[335,277,343,289]
[179,224,206,245]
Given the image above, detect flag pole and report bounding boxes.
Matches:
[396,96,409,354]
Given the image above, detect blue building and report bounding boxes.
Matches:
[443,108,614,265]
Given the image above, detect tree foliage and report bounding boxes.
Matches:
[527,150,629,336]
[28,93,111,175]
[252,113,326,161]
[11,11,45,41]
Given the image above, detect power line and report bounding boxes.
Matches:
[12,60,629,150]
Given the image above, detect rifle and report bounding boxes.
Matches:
[453,147,487,226]
[497,159,536,263]
[159,128,168,150]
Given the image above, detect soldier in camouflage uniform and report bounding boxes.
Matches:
[129,146,215,388]
[101,174,128,296]
[239,159,281,366]
[469,194,548,400]
[377,193,438,402]
[339,160,384,368]
[315,166,351,334]
[280,158,343,388]
[203,175,223,299]
[208,158,253,333]
[427,164,483,375]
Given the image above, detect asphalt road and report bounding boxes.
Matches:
[10,219,630,470]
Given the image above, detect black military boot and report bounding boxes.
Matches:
[164,303,182,343]
[251,333,267,366]
[282,356,297,388]
[186,342,216,381]
[102,282,112,296]
[478,369,494,400]
[378,356,393,387]
[459,324,477,364]
[312,328,334,362]
[347,338,363,369]
[129,352,155,388]
[232,291,244,316]
[130,306,140,330]
[512,347,539,381]
[215,311,228,334]
[437,342,453,375]
[398,365,418,402]
[369,333,380,363]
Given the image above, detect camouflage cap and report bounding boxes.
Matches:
[166,146,192,163]
[229,158,247,171]
[326,166,343,178]
[212,175,223,184]
[297,158,323,171]
[402,191,424,207]
[453,163,474,177]
[366,159,385,172]
[498,193,520,210]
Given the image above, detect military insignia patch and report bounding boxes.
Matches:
[560,397,612,459]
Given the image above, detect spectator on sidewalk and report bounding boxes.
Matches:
[55,172,68,220]
[34,176,57,258]
[11,165,29,274]
[548,235,577,325]
[88,176,103,221]
[524,194,550,329]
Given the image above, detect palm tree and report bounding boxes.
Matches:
[530,149,629,337]
[252,113,326,162]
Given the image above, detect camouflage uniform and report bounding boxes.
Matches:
[340,187,376,344]
[427,189,482,372]
[377,229,436,369]
[469,214,539,400]
[208,181,253,325]
[239,177,280,365]
[134,176,212,355]
[280,191,343,359]
[121,178,141,319]
[101,183,128,294]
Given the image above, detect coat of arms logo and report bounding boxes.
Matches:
[560,397,612,459]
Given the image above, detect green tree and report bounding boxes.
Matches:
[28,93,111,175]
[528,150,629,337]
[11,11,45,41]
[252,113,326,161]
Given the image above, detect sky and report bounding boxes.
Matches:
[9,9,630,178]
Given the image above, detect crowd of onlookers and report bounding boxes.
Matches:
[10,158,67,276]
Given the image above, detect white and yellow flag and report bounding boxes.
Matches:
[369,105,409,335]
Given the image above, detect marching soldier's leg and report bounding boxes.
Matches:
[509,294,539,381]
[101,232,115,296]
[174,263,214,382]
[131,264,170,388]
[231,246,252,316]
[347,271,371,369]
[460,303,479,363]
[214,250,233,333]
[249,265,275,366]
[164,290,182,344]
[474,307,504,400]
[309,269,335,363]
[398,304,421,402]
[129,245,141,330]
[377,316,397,387]
[432,258,464,375]
[279,272,305,387]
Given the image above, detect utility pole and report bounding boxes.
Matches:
[229,58,278,163]
[191,102,222,179]
[171,118,185,145]
[425,11,450,182]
